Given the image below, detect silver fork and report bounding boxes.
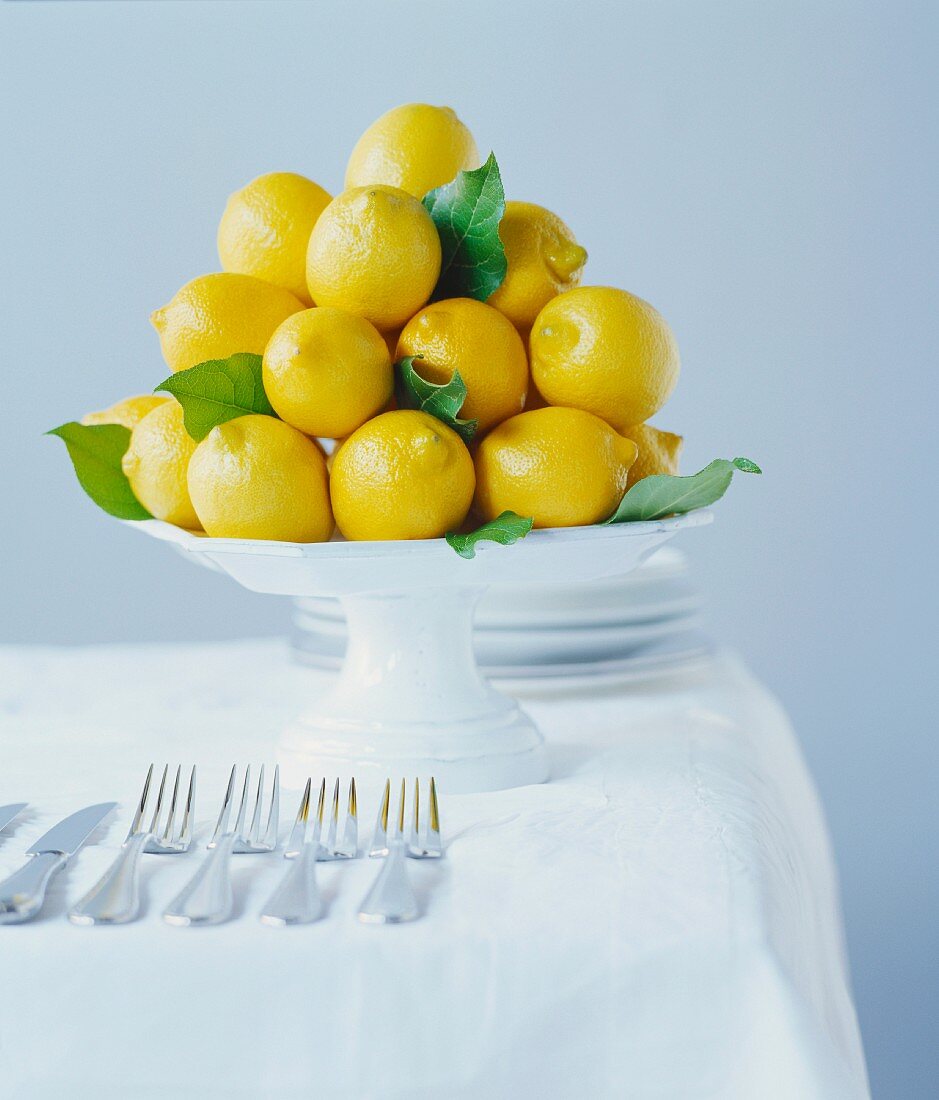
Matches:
[164,765,277,927]
[369,777,443,859]
[69,763,196,926]
[358,779,429,924]
[318,778,358,860]
[260,779,326,926]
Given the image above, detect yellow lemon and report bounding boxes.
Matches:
[187,415,332,542]
[82,394,170,430]
[306,186,441,331]
[345,103,480,198]
[218,172,332,304]
[489,202,587,331]
[396,298,528,434]
[121,400,200,529]
[474,406,637,528]
[530,286,680,431]
[621,422,683,487]
[262,307,393,439]
[151,273,304,373]
[330,410,475,541]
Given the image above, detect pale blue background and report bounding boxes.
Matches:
[2,2,936,1094]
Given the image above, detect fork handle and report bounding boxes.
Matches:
[164,835,236,927]
[358,839,419,924]
[0,852,67,924]
[260,842,323,926]
[68,832,151,926]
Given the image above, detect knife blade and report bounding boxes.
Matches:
[0,802,117,924]
[26,802,117,855]
[0,804,27,834]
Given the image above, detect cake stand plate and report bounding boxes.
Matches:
[129,511,712,792]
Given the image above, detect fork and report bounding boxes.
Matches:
[69,764,195,926]
[359,778,441,924]
[369,777,443,860]
[260,779,326,926]
[305,777,357,861]
[164,765,278,927]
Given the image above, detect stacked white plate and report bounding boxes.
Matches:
[291,547,713,684]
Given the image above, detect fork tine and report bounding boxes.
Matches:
[161,765,182,843]
[127,764,155,840]
[427,777,443,855]
[212,765,237,842]
[285,777,311,856]
[411,777,420,850]
[325,778,340,853]
[179,766,196,847]
[369,779,391,857]
[147,765,169,835]
[262,765,280,850]
[340,778,358,855]
[396,778,406,839]
[248,765,266,844]
[312,779,326,847]
[233,766,252,840]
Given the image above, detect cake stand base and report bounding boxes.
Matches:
[275,587,548,793]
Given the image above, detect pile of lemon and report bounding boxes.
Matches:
[84,103,682,543]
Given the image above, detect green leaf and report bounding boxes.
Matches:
[446,511,534,559]
[47,422,151,520]
[423,152,507,301]
[607,457,762,524]
[394,356,477,444]
[156,352,276,441]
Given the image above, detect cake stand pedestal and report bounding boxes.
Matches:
[130,510,711,792]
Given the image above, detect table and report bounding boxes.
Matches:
[0,640,869,1099]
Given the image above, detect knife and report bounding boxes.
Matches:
[0,804,28,836]
[0,803,117,924]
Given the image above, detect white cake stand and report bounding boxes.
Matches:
[129,511,712,792]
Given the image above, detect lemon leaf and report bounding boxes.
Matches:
[47,422,152,520]
[156,353,276,441]
[607,457,762,523]
[446,512,533,559]
[423,152,507,302]
[394,356,477,444]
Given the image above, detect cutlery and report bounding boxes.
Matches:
[359,779,423,924]
[226,765,279,853]
[368,778,442,859]
[260,779,326,926]
[0,804,28,838]
[287,777,357,861]
[69,764,195,926]
[0,802,117,924]
[164,765,277,926]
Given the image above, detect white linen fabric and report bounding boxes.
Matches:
[0,641,868,1100]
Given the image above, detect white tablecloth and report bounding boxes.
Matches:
[0,641,868,1099]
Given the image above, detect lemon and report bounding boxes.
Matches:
[330,410,475,541]
[82,394,169,430]
[187,415,333,542]
[530,286,680,431]
[488,202,587,332]
[474,406,637,528]
[396,298,528,434]
[345,103,480,199]
[262,307,393,439]
[621,422,683,487]
[218,172,332,304]
[121,400,200,529]
[151,273,304,374]
[306,186,441,331]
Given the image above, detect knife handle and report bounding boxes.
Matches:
[0,852,67,924]
[68,832,151,926]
